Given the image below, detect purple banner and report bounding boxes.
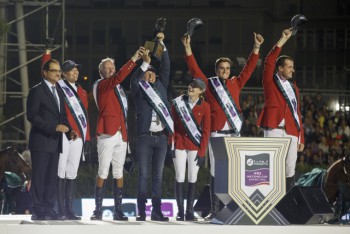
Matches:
[145,202,174,217]
[245,168,270,186]
[245,154,270,187]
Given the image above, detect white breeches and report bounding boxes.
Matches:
[173,149,199,183]
[264,129,298,177]
[58,134,83,179]
[97,131,127,179]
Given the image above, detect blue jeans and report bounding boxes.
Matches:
[136,134,167,205]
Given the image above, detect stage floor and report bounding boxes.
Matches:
[0,215,349,234]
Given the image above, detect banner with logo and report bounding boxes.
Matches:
[210,137,291,225]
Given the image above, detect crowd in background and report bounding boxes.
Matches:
[239,93,350,173]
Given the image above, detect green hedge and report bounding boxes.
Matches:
[75,163,211,199]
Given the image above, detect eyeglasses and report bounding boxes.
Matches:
[48,69,62,74]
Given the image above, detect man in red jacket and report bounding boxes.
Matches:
[182,33,264,220]
[90,47,145,221]
[257,28,305,193]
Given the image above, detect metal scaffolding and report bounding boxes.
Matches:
[0,0,65,148]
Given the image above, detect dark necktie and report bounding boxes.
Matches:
[51,86,59,106]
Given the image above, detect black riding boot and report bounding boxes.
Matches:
[185,182,198,221]
[151,197,169,221]
[204,176,220,221]
[90,179,105,220]
[136,196,146,221]
[57,178,67,220]
[175,182,184,221]
[65,179,81,220]
[113,179,128,221]
[286,176,295,193]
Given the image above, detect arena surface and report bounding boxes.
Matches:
[0,215,349,234]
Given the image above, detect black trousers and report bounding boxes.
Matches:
[30,150,60,215]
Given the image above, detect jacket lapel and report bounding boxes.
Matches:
[42,80,60,113]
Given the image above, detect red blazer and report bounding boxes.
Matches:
[64,85,91,141]
[41,53,51,66]
[171,96,211,157]
[185,53,259,132]
[41,53,90,141]
[96,60,136,141]
[256,46,304,143]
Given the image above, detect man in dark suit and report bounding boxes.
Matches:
[131,32,171,221]
[26,59,77,220]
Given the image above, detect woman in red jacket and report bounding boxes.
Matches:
[171,78,211,221]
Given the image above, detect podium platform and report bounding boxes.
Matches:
[0,215,349,234]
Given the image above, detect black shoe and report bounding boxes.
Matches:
[113,210,128,221]
[90,210,102,220]
[66,211,81,220]
[176,212,184,221]
[151,211,169,221]
[31,213,49,221]
[47,209,67,220]
[136,214,146,221]
[185,212,198,221]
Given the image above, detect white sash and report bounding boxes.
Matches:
[114,84,128,121]
[274,74,300,130]
[173,95,201,146]
[208,77,243,133]
[139,80,174,135]
[93,79,129,126]
[58,80,87,142]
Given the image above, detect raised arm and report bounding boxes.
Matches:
[182,35,193,57]
[130,47,151,94]
[276,28,293,48]
[41,37,54,66]
[262,28,293,85]
[235,32,264,88]
[99,47,144,91]
[182,35,208,86]
[157,32,170,88]
[252,32,264,55]
[41,50,51,67]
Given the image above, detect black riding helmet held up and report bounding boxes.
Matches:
[184,18,204,37]
[291,14,308,36]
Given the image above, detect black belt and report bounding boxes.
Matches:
[148,129,166,136]
[216,129,237,134]
[264,126,285,130]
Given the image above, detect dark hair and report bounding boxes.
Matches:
[215,57,233,70]
[42,59,60,71]
[275,55,293,69]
